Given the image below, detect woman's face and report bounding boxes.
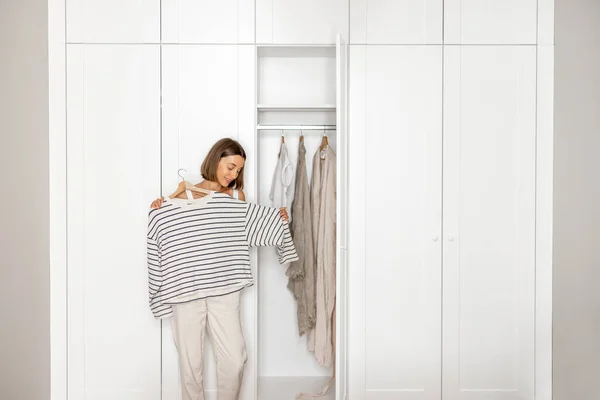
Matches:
[216,155,245,187]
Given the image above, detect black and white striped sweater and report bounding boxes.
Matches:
[147,191,298,319]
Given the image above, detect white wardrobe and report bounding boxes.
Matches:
[50,1,553,400]
[347,1,553,400]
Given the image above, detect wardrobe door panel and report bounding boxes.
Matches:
[348,45,367,400]
[160,45,257,400]
[161,0,254,43]
[66,0,160,43]
[335,33,349,400]
[350,0,442,44]
[442,46,536,400]
[444,0,537,44]
[256,0,348,44]
[66,44,161,399]
[348,45,443,400]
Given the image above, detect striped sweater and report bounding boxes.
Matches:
[147,191,298,319]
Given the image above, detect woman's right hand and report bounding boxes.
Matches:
[150,197,164,209]
[280,207,289,222]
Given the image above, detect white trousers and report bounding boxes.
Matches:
[171,291,248,400]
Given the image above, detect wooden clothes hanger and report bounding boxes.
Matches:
[168,168,212,199]
[319,134,329,151]
[168,180,188,199]
[279,130,285,158]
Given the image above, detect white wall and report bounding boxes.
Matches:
[0,1,50,399]
[553,0,600,398]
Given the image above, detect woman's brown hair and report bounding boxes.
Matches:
[200,138,247,189]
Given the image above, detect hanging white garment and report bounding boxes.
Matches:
[269,142,294,208]
[308,145,336,367]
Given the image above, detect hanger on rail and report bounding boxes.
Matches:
[319,125,329,151]
[278,130,286,158]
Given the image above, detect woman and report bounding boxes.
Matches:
[147,138,295,400]
[149,138,288,221]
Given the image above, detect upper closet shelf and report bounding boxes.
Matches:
[257,104,336,111]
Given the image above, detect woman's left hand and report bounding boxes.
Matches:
[280,207,289,222]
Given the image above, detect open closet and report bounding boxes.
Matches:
[252,37,347,400]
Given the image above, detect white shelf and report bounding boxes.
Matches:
[257,104,336,112]
[258,376,335,400]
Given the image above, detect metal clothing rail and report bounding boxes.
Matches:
[256,124,337,131]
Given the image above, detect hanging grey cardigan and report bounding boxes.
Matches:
[286,139,316,336]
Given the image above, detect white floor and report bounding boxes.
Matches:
[258,376,335,400]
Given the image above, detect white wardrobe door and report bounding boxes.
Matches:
[160,44,256,400]
[335,33,349,400]
[256,0,348,44]
[442,46,536,400]
[348,45,442,400]
[66,0,160,43]
[444,0,537,45]
[66,44,161,399]
[350,0,442,44]
[161,0,254,44]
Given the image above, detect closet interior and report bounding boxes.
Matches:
[253,43,345,400]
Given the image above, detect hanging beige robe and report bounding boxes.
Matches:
[286,139,316,336]
[309,145,336,367]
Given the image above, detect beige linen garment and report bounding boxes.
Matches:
[286,139,317,336]
[309,144,336,367]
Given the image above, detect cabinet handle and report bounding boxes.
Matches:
[432,236,439,241]
[448,236,455,241]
